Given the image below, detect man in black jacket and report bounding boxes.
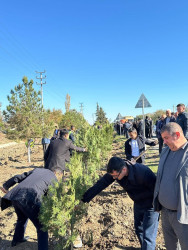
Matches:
[125,127,157,163]
[137,118,144,136]
[82,157,159,250]
[44,129,86,171]
[176,103,188,140]
[0,167,63,249]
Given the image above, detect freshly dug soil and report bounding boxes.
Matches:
[0,134,165,249]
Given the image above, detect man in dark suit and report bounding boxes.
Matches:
[0,167,63,249]
[44,129,86,171]
[137,118,144,136]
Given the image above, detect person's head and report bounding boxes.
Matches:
[174,111,178,118]
[161,114,166,120]
[160,122,186,151]
[177,103,185,114]
[51,167,64,181]
[166,109,171,117]
[59,129,69,139]
[128,127,138,140]
[146,116,149,119]
[71,125,75,131]
[107,157,129,180]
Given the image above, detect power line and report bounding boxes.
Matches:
[0,22,41,71]
[36,70,46,107]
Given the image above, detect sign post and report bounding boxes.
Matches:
[135,94,152,138]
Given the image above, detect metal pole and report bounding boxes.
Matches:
[41,74,43,106]
[142,98,145,138]
[36,70,46,107]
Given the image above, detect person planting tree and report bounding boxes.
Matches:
[81,157,159,250]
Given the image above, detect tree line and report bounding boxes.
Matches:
[1,76,109,141]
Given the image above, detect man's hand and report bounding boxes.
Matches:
[130,158,136,164]
[0,187,8,194]
[153,140,158,145]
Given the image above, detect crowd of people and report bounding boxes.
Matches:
[1,103,188,250]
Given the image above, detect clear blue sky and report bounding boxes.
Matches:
[0,0,188,124]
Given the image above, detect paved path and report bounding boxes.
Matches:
[0,142,19,149]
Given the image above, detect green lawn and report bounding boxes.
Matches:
[145,145,159,174]
[114,134,160,174]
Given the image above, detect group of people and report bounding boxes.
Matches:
[1,104,188,250]
[115,116,153,139]
[83,121,188,250]
[0,125,86,249]
[156,103,188,154]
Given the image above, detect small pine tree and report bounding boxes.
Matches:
[60,110,88,130]
[95,103,108,125]
[39,124,114,249]
[3,76,53,162]
[3,76,43,139]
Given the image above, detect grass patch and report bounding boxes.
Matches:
[145,146,159,175]
[113,135,126,143]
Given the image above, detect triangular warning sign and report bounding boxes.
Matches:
[135,94,152,108]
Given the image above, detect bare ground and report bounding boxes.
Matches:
[0,134,165,250]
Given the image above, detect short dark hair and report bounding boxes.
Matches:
[107,157,126,173]
[71,125,75,130]
[128,127,137,133]
[59,129,69,138]
[177,103,185,108]
[160,122,183,136]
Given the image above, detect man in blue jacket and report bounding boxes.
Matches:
[82,157,159,250]
[0,167,63,249]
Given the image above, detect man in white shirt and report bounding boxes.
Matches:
[125,127,157,163]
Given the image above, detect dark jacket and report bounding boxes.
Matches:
[156,119,165,138]
[125,135,156,163]
[176,112,188,139]
[44,137,85,171]
[164,116,176,124]
[1,168,57,211]
[82,163,156,208]
[53,129,59,138]
[137,120,144,136]
[69,131,75,143]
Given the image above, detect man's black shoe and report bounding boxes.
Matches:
[11,236,29,247]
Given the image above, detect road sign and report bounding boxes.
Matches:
[135,94,152,108]
[135,94,152,138]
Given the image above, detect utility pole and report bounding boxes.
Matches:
[36,70,46,106]
[79,103,84,115]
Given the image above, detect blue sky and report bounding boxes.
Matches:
[0,0,188,124]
